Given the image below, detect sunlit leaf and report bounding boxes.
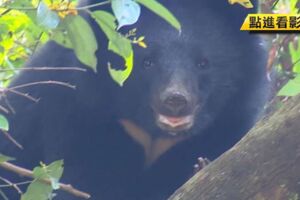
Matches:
[21,181,52,200]
[8,0,33,8]
[33,160,64,181]
[0,114,9,131]
[228,0,254,8]
[51,28,72,49]
[136,0,181,31]
[289,38,300,73]
[37,2,60,29]
[0,154,14,163]
[278,74,300,96]
[22,160,64,200]
[111,0,141,29]
[62,15,98,71]
[108,51,134,86]
[92,11,132,58]
[92,11,134,85]
[46,160,64,189]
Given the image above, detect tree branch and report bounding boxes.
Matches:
[168,94,300,200]
[0,162,91,199]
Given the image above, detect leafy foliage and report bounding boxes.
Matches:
[266,0,300,97]
[0,0,299,199]
[0,114,9,131]
[60,15,98,71]
[111,0,141,29]
[0,153,14,163]
[228,0,254,8]
[91,10,133,85]
[0,0,180,86]
[21,160,64,200]
[0,0,181,199]
[278,74,300,96]
[136,0,181,31]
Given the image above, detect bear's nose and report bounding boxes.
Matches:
[164,94,188,114]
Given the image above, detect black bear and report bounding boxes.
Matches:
[0,0,268,199]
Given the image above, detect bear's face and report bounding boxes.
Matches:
[111,1,262,137]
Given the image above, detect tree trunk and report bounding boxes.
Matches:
[168,95,300,200]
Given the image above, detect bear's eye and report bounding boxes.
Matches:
[197,58,210,70]
[143,59,154,69]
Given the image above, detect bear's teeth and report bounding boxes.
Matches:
[158,114,193,128]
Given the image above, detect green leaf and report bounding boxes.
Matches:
[62,15,98,71]
[0,115,9,131]
[8,0,37,22]
[23,160,64,200]
[37,2,60,29]
[46,160,64,179]
[51,28,73,49]
[33,166,49,179]
[33,160,64,185]
[0,154,14,163]
[92,10,117,30]
[92,11,134,86]
[91,10,132,58]
[290,0,299,13]
[228,0,253,8]
[108,35,132,59]
[108,51,134,86]
[111,0,141,29]
[289,39,300,73]
[21,181,52,200]
[46,160,64,189]
[24,160,62,199]
[8,0,33,8]
[278,74,300,96]
[136,0,181,31]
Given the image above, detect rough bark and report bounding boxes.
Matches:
[168,95,300,200]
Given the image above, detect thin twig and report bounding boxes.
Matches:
[0,6,36,10]
[0,8,11,16]
[1,80,77,104]
[32,32,44,55]
[271,0,280,9]
[76,1,110,10]
[0,176,23,194]
[5,89,39,103]
[0,162,91,199]
[1,1,110,11]
[0,93,15,114]
[1,130,23,150]
[9,81,76,90]
[3,95,15,114]
[0,188,9,200]
[0,67,87,72]
[291,57,300,69]
[0,79,77,116]
[0,180,32,188]
[0,105,9,114]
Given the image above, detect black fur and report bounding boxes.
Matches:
[0,0,268,199]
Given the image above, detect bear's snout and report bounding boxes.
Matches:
[163,93,188,115]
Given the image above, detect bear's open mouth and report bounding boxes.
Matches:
[156,114,194,133]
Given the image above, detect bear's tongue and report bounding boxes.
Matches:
[158,114,192,128]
